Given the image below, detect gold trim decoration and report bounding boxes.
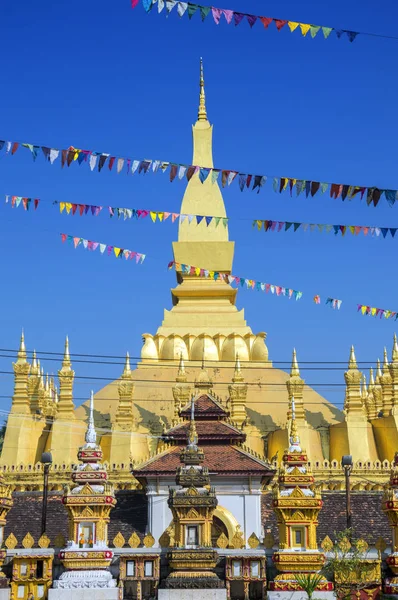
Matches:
[5,533,17,550]
[338,536,351,552]
[143,533,155,548]
[38,533,51,548]
[54,533,66,548]
[22,532,34,549]
[231,526,245,549]
[356,538,369,553]
[248,532,260,549]
[321,535,334,552]
[216,532,228,549]
[128,532,141,548]
[159,531,171,548]
[263,531,275,549]
[112,532,126,548]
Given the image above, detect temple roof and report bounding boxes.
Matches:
[165,419,245,443]
[133,444,274,479]
[179,394,229,419]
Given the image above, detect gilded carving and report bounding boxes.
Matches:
[22,532,34,549]
[54,533,66,548]
[216,532,228,549]
[248,532,260,549]
[128,532,141,548]
[143,533,155,548]
[113,532,126,548]
[38,533,51,549]
[231,526,245,549]
[5,533,17,550]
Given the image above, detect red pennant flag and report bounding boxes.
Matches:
[72,204,78,215]
[108,156,116,171]
[260,16,272,28]
[274,19,287,30]
[61,233,67,243]
[11,142,19,155]
[131,0,139,7]
[78,205,85,216]
[34,199,39,210]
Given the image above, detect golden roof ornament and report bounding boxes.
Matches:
[198,57,207,122]
[128,532,141,548]
[290,348,300,377]
[16,330,27,363]
[348,345,358,370]
[393,333,398,363]
[289,397,301,452]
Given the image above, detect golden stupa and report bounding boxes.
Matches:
[1,61,397,491]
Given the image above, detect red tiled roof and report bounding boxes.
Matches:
[166,420,245,442]
[134,444,275,478]
[180,394,228,419]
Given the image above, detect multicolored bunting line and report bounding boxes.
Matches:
[138,0,359,42]
[60,233,146,263]
[8,195,398,238]
[253,219,398,239]
[168,260,302,300]
[168,262,398,320]
[2,140,398,207]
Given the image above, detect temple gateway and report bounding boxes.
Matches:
[0,62,397,599]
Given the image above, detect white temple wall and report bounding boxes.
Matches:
[147,476,263,548]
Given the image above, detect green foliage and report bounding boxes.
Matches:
[323,529,376,600]
[294,573,324,600]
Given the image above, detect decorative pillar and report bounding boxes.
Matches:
[228,354,248,427]
[270,399,332,592]
[286,349,305,422]
[53,391,117,592]
[11,332,30,415]
[390,334,398,414]
[163,399,222,590]
[382,452,398,593]
[171,354,191,426]
[381,347,393,416]
[365,371,377,421]
[115,353,136,430]
[57,336,75,420]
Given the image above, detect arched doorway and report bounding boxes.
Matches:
[211,516,229,546]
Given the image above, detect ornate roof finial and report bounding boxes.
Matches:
[376,358,382,382]
[45,373,50,392]
[232,353,244,384]
[31,350,38,372]
[289,397,301,452]
[383,347,390,373]
[187,396,198,451]
[198,57,207,122]
[392,333,398,362]
[62,335,71,369]
[178,352,185,376]
[291,348,300,377]
[348,345,358,370]
[369,367,375,390]
[85,390,96,445]
[361,374,367,399]
[122,351,131,377]
[17,330,27,362]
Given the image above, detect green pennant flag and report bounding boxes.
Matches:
[199,5,210,21]
[187,3,198,18]
[222,218,228,229]
[310,25,320,38]
[293,222,301,232]
[214,217,221,228]
[322,26,333,38]
[285,222,292,231]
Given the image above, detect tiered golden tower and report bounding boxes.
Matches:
[270,399,331,592]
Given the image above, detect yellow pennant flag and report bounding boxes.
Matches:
[73,149,80,161]
[59,202,65,213]
[150,211,157,223]
[209,271,215,279]
[288,21,299,32]
[361,306,367,315]
[283,178,289,190]
[158,212,164,222]
[114,247,121,257]
[65,203,72,214]
[195,267,201,276]
[257,220,263,230]
[175,262,181,270]
[349,226,355,235]
[299,23,311,36]
[371,307,377,317]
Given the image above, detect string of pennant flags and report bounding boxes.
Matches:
[137,0,360,42]
[168,261,398,320]
[7,195,398,239]
[2,140,398,208]
[60,233,146,263]
[56,233,398,321]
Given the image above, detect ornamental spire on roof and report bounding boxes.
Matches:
[86,390,96,445]
[289,397,301,452]
[198,57,207,122]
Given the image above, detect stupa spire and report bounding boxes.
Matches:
[348,345,357,370]
[384,347,390,373]
[86,391,96,445]
[393,333,398,363]
[376,359,382,382]
[16,330,27,363]
[198,57,207,122]
[290,348,300,377]
[122,351,131,377]
[62,335,71,369]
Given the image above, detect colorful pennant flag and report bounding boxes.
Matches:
[61,233,145,263]
[135,0,360,43]
[357,304,398,320]
[167,260,302,300]
[2,140,397,207]
[253,219,398,238]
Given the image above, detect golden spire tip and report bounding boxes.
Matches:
[291,348,300,377]
[348,345,357,370]
[198,57,207,122]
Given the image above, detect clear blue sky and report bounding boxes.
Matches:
[0,0,397,417]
